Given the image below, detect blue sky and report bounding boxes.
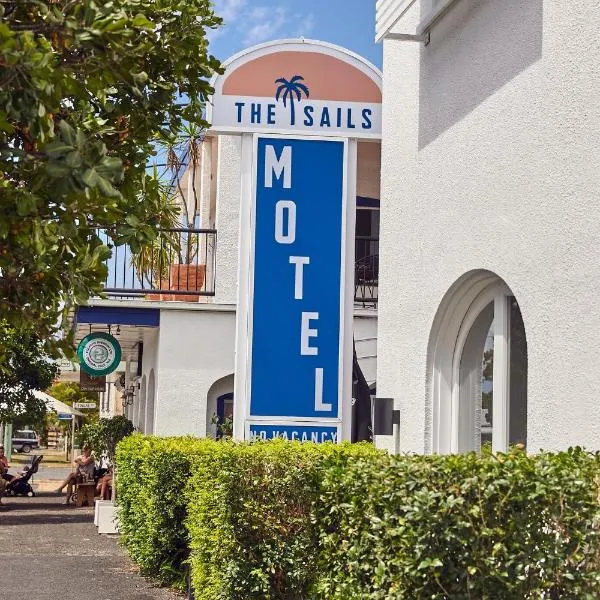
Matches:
[208,0,382,69]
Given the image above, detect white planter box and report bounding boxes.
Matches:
[96,500,119,534]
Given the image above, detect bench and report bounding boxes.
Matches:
[75,482,96,507]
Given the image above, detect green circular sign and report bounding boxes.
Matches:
[77,332,122,376]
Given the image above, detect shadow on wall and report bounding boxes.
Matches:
[419,0,544,149]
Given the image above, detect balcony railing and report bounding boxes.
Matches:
[97,227,217,299]
[355,236,379,308]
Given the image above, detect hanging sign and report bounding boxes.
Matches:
[73,402,97,410]
[246,136,347,440]
[57,413,73,421]
[79,370,106,393]
[77,332,121,376]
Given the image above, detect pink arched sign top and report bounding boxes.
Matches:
[209,39,382,139]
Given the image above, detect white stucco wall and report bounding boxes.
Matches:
[214,135,242,304]
[139,328,159,432]
[378,0,600,453]
[153,307,236,436]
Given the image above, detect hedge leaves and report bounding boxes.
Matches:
[116,438,600,599]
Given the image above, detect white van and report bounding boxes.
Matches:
[11,430,39,453]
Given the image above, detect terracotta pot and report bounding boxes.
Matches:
[146,264,206,302]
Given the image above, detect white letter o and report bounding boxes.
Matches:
[275,200,296,244]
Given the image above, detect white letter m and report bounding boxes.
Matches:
[265,145,292,189]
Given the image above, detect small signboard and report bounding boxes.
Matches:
[57,413,73,421]
[79,370,106,392]
[73,402,97,410]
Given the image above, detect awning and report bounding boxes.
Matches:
[33,390,85,417]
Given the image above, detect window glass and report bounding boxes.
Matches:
[480,323,494,449]
[509,298,528,447]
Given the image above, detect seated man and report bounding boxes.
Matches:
[55,445,95,505]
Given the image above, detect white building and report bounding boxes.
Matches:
[375,0,600,453]
[74,40,381,438]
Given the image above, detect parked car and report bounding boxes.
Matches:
[11,430,39,453]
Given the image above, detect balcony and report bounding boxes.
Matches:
[97,227,217,300]
[355,235,379,308]
[95,227,376,307]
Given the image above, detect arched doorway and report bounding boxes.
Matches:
[428,271,528,454]
[206,374,234,438]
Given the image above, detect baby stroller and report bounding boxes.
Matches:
[7,454,43,497]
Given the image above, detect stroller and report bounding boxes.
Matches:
[7,454,43,497]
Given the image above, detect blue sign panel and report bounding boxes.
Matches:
[250,136,345,423]
[57,413,73,421]
[249,424,339,443]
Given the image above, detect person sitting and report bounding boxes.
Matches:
[55,445,95,504]
[0,444,11,482]
[0,446,8,506]
[96,467,113,500]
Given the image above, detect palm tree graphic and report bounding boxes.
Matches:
[275,75,310,126]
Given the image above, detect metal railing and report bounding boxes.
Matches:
[355,236,379,308]
[97,227,217,299]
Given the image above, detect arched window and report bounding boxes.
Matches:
[429,271,528,453]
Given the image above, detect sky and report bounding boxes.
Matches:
[208,0,382,69]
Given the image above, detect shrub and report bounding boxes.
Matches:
[115,435,215,590]
[116,438,599,599]
[315,447,600,599]
[78,416,134,464]
[184,440,381,600]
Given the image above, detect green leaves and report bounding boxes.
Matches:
[0,322,58,424]
[117,440,600,600]
[316,448,600,599]
[0,0,223,342]
[78,416,134,462]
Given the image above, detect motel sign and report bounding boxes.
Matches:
[208,39,382,441]
[249,137,346,440]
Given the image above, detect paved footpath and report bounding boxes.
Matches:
[0,494,181,600]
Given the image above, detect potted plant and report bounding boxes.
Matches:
[129,169,183,300]
[160,123,210,301]
[132,125,211,301]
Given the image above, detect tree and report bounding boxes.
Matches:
[77,416,134,465]
[0,323,57,424]
[275,75,310,126]
[0,0,222,345]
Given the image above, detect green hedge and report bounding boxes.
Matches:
[116,435,216,590]
[316,447,600,599]
[185,439,379,600]
[116,438,600,599]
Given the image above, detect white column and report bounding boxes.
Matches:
[233,133,255,441]
[492,293,510,453]
[341,139,357,442]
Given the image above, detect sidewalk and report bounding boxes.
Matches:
[0,494,181,600]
